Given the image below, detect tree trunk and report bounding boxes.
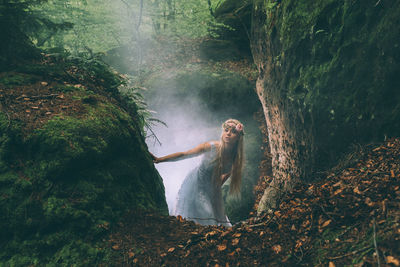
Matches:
[251,3,315,214]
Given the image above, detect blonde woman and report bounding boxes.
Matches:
[151,119,245,227]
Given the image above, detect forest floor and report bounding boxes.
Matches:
[109,136,400,266]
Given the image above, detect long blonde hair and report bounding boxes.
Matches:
[213,119,245,196]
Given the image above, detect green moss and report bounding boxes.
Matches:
[0,77,167,265]
[254,0,400,166]
[0,72,39,86]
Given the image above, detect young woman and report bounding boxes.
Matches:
[151,119,245,227]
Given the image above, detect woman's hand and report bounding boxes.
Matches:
[149,152,161,163]
[221,172,231,185]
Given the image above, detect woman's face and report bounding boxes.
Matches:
[222,123,240,145]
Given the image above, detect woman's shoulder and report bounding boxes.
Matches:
[209,141,221,149]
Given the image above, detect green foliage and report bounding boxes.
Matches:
[0,0,75,69]
[149,0,228,38]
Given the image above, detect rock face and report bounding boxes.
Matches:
[0,62,168,265]
[251,0,400,212]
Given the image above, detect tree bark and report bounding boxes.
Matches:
[251,3,315,214]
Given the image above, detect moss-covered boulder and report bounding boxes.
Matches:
[0,59,167,265]
[251,0,400,170]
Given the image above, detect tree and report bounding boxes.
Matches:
[251,0,400,213]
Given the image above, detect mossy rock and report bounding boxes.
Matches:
[252,0,400,167]
[0,85,167,265]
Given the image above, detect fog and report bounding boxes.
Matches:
[145,80,222,214]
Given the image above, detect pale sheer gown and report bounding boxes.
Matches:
[175,142,232,227]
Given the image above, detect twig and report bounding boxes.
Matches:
[247,214,275,228]
[318,204,337,222]
[327,246,372,260]
[373,218,381,267]
[375,0,381,6]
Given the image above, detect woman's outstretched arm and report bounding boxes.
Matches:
[150,141,216,163]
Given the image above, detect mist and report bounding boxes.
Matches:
[145,75,223,214]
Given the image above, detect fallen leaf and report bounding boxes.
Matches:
[217,244,227,251]
[391,170,395,178]
[387,256,400,266]
[41,81,48,86]
[112,245,119,250]
[168,247,175,253]
[322,219,332,228]
[232,238,239,246]
[329,261,336,267]
[353,186,362,194]
[128,252,135,258]
[365,197,374,207]
[333,188,343,195]
[333,181,342,187]
[272,244,282,254]
[233,233,241,238]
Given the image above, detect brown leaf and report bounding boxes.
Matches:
[128,252,135,258]
[272,244,282,254]
[217,244,227,251]
[329,262,336,267]
[365,197,374,207]
[391,170,395,178]
[221,231,230,237]
[333,181,342,187]
[321,219,332,228]
[353,186,362,194]
[333,188,343,195]
[274,211,281,217]
[232,238,239,246]
[387,255,400,266]
[233,233,241,238]
[168,247,175,253]
[112,245,119,250]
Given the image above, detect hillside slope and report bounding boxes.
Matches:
[110,138,400,266]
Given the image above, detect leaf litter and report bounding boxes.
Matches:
[109,138,400,266]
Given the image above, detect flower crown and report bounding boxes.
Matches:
[223,122,244,135]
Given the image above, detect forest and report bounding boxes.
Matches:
[0,0,399,266]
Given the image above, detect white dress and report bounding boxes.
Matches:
[175,142,232,227]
